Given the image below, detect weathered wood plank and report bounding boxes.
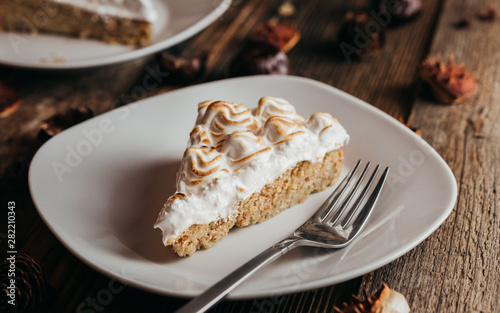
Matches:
[360,0,500,312]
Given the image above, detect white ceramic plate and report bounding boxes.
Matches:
[0,0,231,69]
[29,76,457,299]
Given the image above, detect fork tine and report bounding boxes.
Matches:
[340,164,380,228]
[327,162,371,225]
[313,160,362,222]
[346,166,390,242]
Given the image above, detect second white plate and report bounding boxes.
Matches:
[29,76,457,298]
[0,0,231,69]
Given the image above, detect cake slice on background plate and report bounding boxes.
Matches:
[154,97,350,257]
[0,0,157,46]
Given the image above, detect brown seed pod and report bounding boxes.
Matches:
[0,254,48,312]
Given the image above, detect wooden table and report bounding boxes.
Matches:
[1,0,499,312]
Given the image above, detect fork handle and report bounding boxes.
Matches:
[175,237,298,313]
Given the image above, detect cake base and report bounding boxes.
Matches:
[0,0,152,47]
[166,149,344,257]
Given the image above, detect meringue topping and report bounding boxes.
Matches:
[256,96,305,123]
[197,101,259,145]
[56,0,157,22]
[179,147,227,188]
[263,116,307,145]
[155,97,350,242]
[221,131,272,166]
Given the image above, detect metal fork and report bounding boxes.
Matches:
[176,160,389,313]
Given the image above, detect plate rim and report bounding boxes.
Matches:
[0,0,232,70]
[28,75,458,299]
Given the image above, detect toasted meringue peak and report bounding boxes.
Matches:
[189,125,212,146]
[198,99,216,112]
[198,101,260,145]
[169,193,187,203]
[178,147,227,192]
[155,97,350,242]
[263,116,307,145]
[305,112,347,144]
[305,112,338,133]
[256,96,305,123]
[221,131,272,166]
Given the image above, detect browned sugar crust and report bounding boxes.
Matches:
[167,149,344,257]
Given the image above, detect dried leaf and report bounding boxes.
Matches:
[334,284,410,313]
[419,54,478,104]
[0,81,20,118]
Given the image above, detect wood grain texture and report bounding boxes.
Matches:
[360,0,500,312]
[1,0,499,312]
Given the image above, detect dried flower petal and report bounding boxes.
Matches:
[230,41,289,76]
[377,0,423,25]
[398,117,422,136]
[253,21,300,52]
[0,82,20,118]
[160,52,207,84]
[334,284,410,313]
[38,107,94,142]
[478,5,497,21]
[337,11,386,60]
[419,54,478,104]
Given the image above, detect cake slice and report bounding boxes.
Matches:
[0,0,157,46]
[154,97,350,257]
